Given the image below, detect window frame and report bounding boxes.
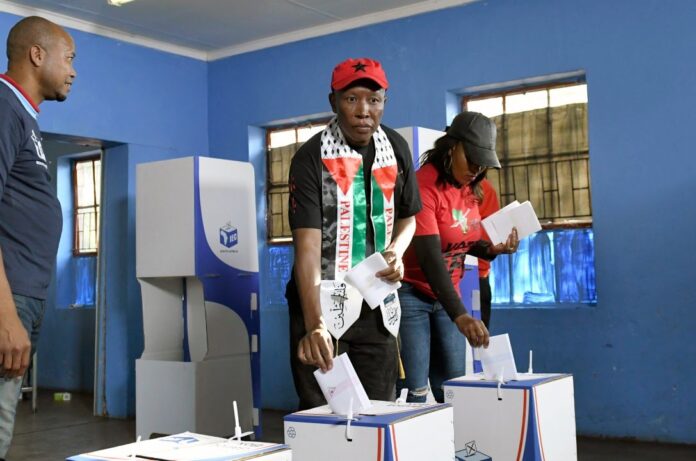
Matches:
[265,119,330,244]
[462,77,597,308]
[72,155,101,256]
[462,78,591,229]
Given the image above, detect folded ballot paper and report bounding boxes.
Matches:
[67,432,290,461]
[313,353,371,416]
[344,252,400,309]
[481,200,542,245]
[476,333,519,382]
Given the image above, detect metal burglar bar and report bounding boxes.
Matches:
[486,152,591,224]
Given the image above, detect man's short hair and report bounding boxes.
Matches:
[6,16,55,62]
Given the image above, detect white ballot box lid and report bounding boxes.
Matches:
[444,372,572,389]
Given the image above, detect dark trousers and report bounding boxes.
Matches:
[287,282,398,410]
[479,276,492,329]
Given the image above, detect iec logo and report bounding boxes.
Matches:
[219,223,238,248]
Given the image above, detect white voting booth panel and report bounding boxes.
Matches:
[67,432,291,461]
[284,402,453,461]
[136,157,260,439]
[394,126,444,166]
[444,374,577,461]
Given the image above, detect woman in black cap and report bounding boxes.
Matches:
[398,111,519,403]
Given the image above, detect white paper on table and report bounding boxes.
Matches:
[313,353,371,416]
[293,404,335,416]
[482,200,541,245]
[359,400,442,415]
[344,252,401,309]
[72,432,285,461]
[476,333,519,382]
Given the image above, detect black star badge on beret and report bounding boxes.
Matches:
[352,62,367,73]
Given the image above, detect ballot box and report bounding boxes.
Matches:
[444,373,577,461]
[67,432,291,461]
[284,401,454,461]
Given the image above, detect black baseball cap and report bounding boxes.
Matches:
[446,111,501,168]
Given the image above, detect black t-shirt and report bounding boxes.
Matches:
[287,124,421,278]
[0,76,62,300]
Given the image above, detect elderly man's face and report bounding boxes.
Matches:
[330,85,386,147]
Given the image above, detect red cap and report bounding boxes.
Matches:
[331,58,389,91]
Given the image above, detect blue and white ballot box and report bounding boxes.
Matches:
[444,374,577,461]
[136,157,260,438]
[67,432,291,461]
[284,402,454,461]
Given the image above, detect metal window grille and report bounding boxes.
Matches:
[465,82,591,227]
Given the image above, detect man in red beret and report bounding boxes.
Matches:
[286,58,422,408]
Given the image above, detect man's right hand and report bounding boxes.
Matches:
[297,326,334,373]
[0,312,30,379]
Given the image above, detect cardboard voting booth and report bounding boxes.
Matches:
[67,432,291,461]
[284,402,454,461]
[136,157,260,438]
[394,126,444,167]
[444,373,577,461]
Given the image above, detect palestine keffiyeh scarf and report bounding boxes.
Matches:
[318,117,401,339]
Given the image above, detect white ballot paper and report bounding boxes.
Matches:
[477,333,519,382]
[314,353,371,416]
[344,252,401,309]
[482,200,542,245]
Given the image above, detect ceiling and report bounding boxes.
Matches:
[0,0,475,60]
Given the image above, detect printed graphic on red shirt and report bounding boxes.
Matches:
[451,208,470,234]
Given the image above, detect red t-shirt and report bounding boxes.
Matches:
[403,163,482,298]
[477,179,500,278]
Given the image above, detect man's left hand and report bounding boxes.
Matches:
[376,249,404,282]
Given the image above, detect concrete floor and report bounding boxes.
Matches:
[8,391,696,460]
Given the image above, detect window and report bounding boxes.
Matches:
[72,156,101,255]
[464,80,596,305]
[266,122,327,243]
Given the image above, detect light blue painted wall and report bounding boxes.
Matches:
[0,13,210,416]
[208,0,696,443]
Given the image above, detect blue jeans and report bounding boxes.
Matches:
[0,295,44,458]
[397,283,467,403]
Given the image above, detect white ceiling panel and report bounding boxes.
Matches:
[0,0,476,60]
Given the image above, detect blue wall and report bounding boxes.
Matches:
[208,0,696,443]
[0,12,210,417]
